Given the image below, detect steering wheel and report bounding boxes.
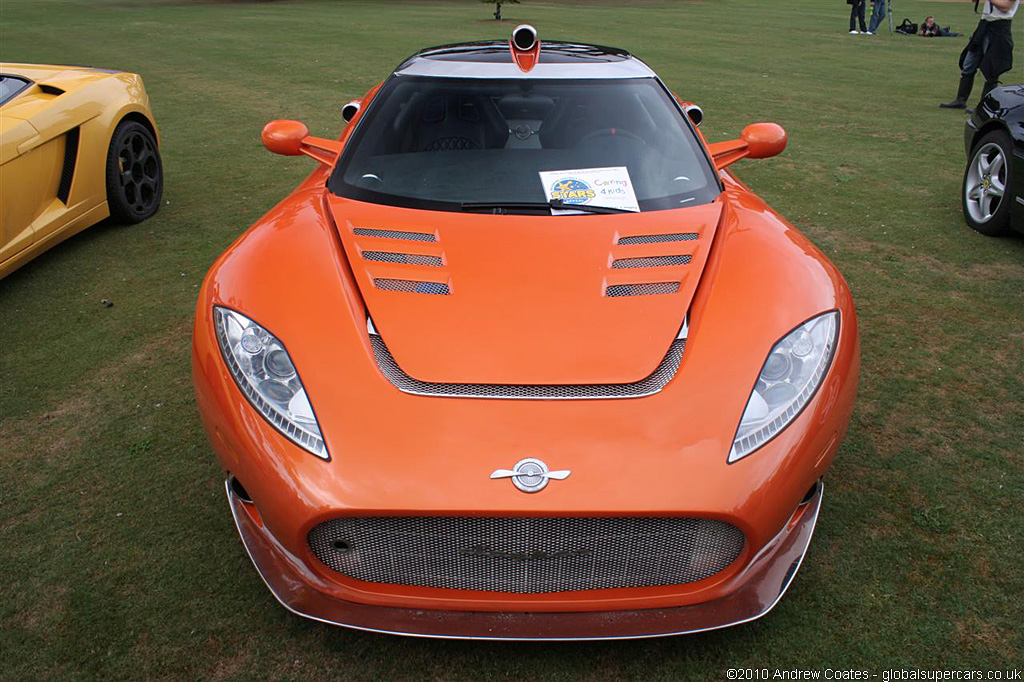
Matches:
[576,127,644,145]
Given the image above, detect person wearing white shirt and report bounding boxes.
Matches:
[939,0,1019,109]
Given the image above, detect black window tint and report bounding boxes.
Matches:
[329,76,719,213]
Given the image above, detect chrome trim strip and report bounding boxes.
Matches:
[1015,195,1024,206]
[368,332,685,400]
[224,480,824,641]
[395,57,656,80]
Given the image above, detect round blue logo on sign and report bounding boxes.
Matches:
[550,178,596,205]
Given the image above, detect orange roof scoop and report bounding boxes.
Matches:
[510,24,540,72]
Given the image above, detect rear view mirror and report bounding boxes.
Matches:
[262,119,308,156]
[741,123,787,159]
[262,119,343,166]
[707,122,787,170]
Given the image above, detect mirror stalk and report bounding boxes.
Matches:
[708,139,751,170]
[298,137,343,166]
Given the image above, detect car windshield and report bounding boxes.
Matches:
[328,76,719,213]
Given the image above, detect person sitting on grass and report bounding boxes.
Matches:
[920,15,941,36]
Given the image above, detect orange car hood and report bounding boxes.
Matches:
[328,195,723,385]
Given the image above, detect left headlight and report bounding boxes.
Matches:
[729,311,839,463]
[214,307,328,460]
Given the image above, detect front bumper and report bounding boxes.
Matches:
[226,478,824,640]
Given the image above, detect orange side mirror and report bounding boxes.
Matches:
[708,123,787,170]
[262,119,343,166]
[741,123,787,159]
[262,120,308,156]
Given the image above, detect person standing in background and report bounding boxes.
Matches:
[866,0,887,34]
[848,0,868,34]
[939,0,1019,109]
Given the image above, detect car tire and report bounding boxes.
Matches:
[962,130,1013,237]
[105,119,163,224]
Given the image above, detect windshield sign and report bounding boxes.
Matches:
[540,166,639,212]
[329,76,719,213]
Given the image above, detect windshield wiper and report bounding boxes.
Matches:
[460,199,634,215]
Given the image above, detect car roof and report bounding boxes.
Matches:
[394,40,657,80]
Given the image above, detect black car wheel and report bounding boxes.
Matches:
[105,119,163,224]
[962,130,1013,236]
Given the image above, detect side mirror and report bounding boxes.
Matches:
[261,119,343,166]
[741,122,787,159]
[262,119,308,156]
[707,122,787,170]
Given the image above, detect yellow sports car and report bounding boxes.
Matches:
[0,63,162,278]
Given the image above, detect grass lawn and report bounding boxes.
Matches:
[1,0,1023,678]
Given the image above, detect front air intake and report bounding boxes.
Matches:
[308,516,745,593]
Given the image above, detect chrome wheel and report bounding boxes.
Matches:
[964,142,1006,224]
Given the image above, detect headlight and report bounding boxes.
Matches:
[214,307,328,460]
[729,311,839,463]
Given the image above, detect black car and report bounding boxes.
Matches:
[963,86,1024,236]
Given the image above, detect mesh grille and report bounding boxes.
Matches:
[308,516,745,593]
[369,335,684,399]
[606,282,680,297]
[374,279,450,295]
[618,233,698,245]
[612,255,691,269]
[354,228,436,242]
[363,251,443,267]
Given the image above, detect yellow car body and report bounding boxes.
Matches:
[0,63,161,278]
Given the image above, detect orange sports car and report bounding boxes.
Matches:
[193,26,859,640]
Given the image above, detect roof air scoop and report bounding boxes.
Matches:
[510,24,540,72]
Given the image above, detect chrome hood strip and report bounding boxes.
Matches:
[367,317,687,400]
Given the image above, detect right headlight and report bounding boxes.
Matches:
[729,311,839,463]
[214,306,328,460]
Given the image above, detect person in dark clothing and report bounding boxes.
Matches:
[848,0,868,33]
[920,15,941,36]
[940,0,1019,109]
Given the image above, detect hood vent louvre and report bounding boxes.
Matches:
[363,251,443,267]
[612,255,691,269]
[354,227,436,242]
[374,278,450,295]
[618,233,698,245]
[606,282,679,297]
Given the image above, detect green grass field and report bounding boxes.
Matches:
[2,0,1023,679]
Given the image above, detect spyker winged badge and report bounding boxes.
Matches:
[490,458,571,493]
